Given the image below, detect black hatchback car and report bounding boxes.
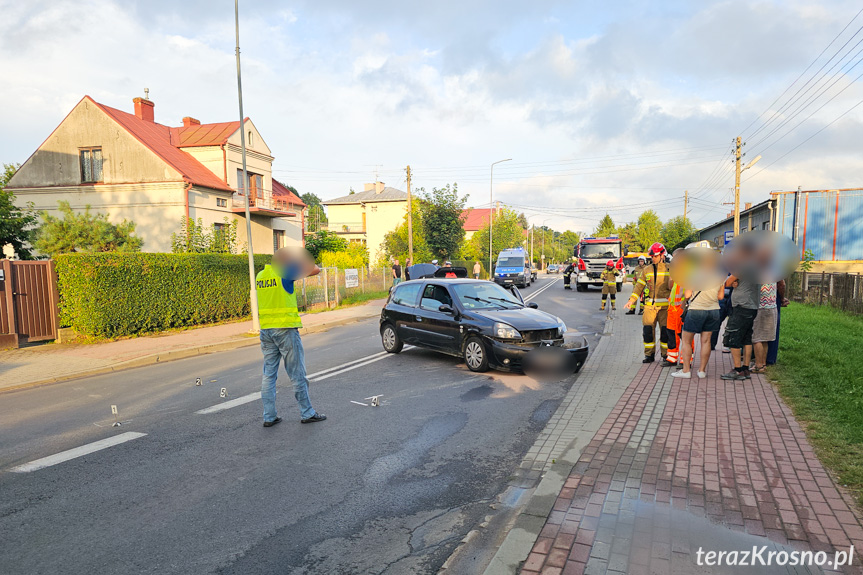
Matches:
[379,278,588,373]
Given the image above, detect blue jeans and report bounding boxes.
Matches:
[260,328,316,421]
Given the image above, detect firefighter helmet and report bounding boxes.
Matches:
[638,255,646,262]
[648,242,666,256]
[606,260,615,267]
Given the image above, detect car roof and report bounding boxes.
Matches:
[399,277,489,285]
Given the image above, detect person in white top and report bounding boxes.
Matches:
[672,281,725,379]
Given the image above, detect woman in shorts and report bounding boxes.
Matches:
[672,282,725,379]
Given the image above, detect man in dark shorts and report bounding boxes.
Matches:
[720,274,760,380]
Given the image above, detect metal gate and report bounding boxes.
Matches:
[0,260,60,348]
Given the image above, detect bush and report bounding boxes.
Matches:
[55,252,270,337]
[319,250,364,270]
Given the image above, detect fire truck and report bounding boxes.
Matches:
[572,236,624,292]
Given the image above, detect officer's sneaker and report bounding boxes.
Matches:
[720,369,745,381]
[660,359,677,367]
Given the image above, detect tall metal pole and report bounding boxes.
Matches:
[235,0,260,332]
[488,158,512,279]
[406,165,413,263]
[733,136,742,237]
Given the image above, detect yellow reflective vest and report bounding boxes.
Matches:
[630,261,672,307]
[256,265,302,329]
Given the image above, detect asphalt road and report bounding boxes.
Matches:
[0,275,611,575]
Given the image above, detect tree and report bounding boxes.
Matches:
[594,214,616,237]
[0,163,38,259]
[305,230,348,261]
[517,212,529,230]
[636,210,663,251]
[468,208,526,265]
[301,192,328,233]
[34,201,143,256]
[660,216,699,252]
[418,183,468,260]
[382,200,432,265]
[171,217,239,254]
[615,222,639,252]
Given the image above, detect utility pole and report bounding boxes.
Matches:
[235,0,259,332]
[530,225,534,269]
[406,165,413,263]
[733,136,742,237]
[683,190,689,221]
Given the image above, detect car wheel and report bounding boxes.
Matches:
[381,323,403,353]
[464,337,489,372]
[576,284,585,292]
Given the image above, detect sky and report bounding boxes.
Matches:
[2,0,863,234]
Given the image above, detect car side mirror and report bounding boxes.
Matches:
[438,304,455,314]
[528,302,539,309]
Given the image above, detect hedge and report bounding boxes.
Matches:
[54,253,271,337]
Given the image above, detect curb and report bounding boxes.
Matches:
[476,313,617,575]
[0,312,379,395]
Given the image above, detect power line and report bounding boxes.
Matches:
[741,6,863,138]
[743,96,863,183]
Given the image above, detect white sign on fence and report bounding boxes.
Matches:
[345,268,359,288]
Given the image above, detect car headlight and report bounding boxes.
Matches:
[494,322,521,340]
[556,318,567,337]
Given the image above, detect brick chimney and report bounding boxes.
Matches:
[133,97,155,122]
[363,181,386,194]
[744,202,752,210]
[182,116,200,127]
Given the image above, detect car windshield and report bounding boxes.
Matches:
[496,256,524,267]
[580,243,621,259]
[452,283,523,310]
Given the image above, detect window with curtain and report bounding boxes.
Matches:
[80,148,103,183]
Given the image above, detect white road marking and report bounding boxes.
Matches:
[10,432,147,473]
[524,277,560,301]
[195,392,260,414]
[196,346,414,414]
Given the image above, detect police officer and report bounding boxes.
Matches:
[624,243,672,363]
[626,256,647,315]
[600,260,617,311]
[256,248,327,427]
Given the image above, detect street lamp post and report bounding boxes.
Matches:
[488,158,512,280]
[235,0,260,332]
[541,217,551,269]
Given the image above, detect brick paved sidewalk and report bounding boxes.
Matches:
[0,299,385,392]
[522,316,863,575]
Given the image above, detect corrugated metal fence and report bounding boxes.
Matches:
[774,189,863,261]
[295,266,392,311]
[787,271,863,315]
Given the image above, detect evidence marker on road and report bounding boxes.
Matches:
[220,388,227,398]
[111,404,121,427]
[195,377,202,386]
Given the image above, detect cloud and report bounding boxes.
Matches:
[2,0,862,235]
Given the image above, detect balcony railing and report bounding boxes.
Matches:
[231,193,296,214]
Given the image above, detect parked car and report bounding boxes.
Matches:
[529,264,538,282]
[547,264,559,274]
[380,278,588,373]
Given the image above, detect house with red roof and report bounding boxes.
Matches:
[7,95,304,253]
[461,207,498,240]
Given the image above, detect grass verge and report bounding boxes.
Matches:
[769,302,863,507]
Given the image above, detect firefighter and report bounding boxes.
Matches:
[600,260,617,311]
[562,257,576,289]
[624,243,672,363]
[626,256,648,315]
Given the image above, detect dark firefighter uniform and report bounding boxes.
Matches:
[628,260,672,362]
[562,260,576,289]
